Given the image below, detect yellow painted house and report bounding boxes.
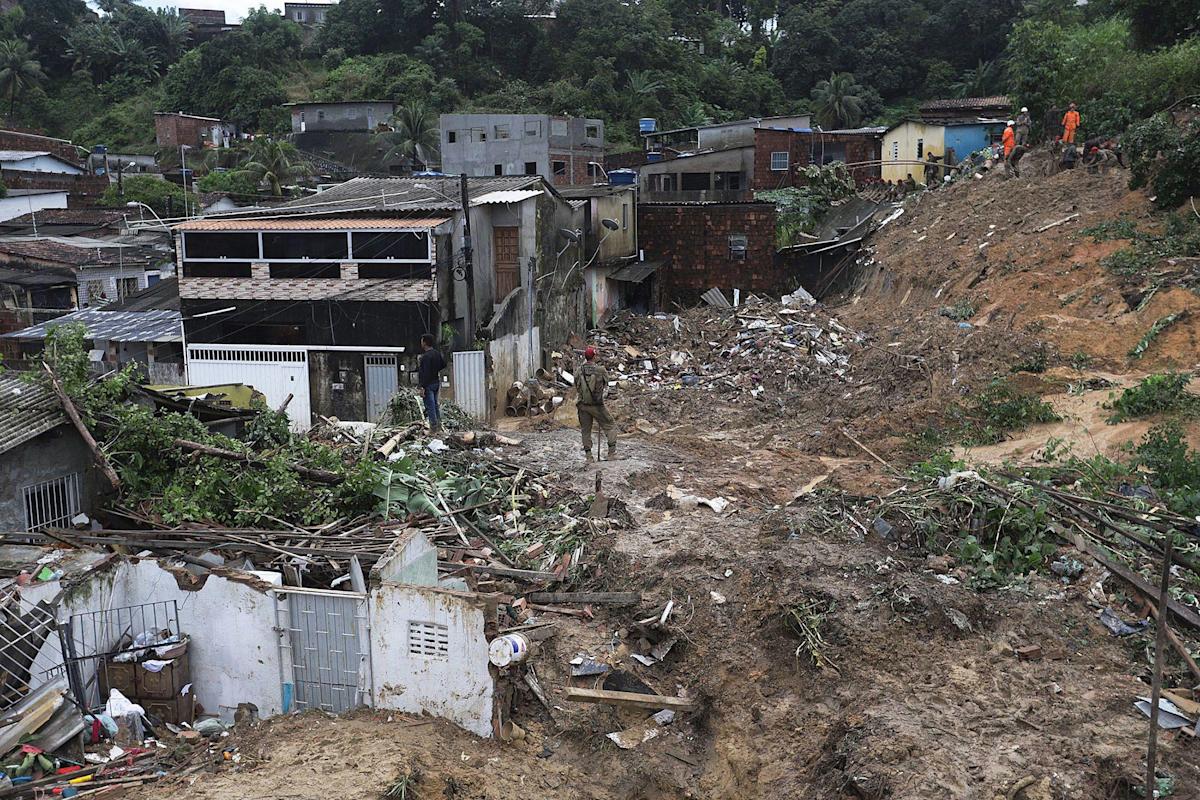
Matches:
[882,120,944,184]
[883,118,1008,184]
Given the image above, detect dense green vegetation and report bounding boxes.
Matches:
[0,0,1194,172]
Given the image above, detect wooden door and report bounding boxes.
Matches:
[493,226,520,298]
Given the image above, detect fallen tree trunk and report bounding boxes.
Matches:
[173,438,341,484]
[43,363,121,491]
[377,423,425,457]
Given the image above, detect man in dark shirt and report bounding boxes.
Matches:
[417,333,446,432]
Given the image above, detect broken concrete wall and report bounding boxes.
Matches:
[26,559,284,721]
[370,584,495,737]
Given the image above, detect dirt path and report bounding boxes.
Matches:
[137,424,1192,800]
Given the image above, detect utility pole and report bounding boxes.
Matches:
[459,173,476,340]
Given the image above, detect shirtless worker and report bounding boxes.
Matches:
[576,346,617,462]
[1061,102,1081,144]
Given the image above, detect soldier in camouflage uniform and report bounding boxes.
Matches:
[576,346,617,462]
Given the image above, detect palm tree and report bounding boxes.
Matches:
[626,70,664,97]
[0,39,44,119]
[810,72,865,130]
[378,102,440,170]
[676,102,712,128]
[951,59,999,99]
[155,8,191,63]
[242,138,309,197]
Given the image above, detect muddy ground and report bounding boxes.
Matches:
[142,425,1193,800]
[136,163,1199,800]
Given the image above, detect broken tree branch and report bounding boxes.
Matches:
[42,362,121,491]
[839,427,890,468]
[1034,213,1080,233]
[173,438,340,484]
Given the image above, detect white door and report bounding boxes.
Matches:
[364,354,398,422]
[186,345,312,430]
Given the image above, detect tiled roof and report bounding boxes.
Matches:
[175,216,451,231]
[0,372,66,455]
[470,189,542,206]
[0,239,161,268]
[4,308,182,343]
[919,96,1010,111]
[1,209,127,227]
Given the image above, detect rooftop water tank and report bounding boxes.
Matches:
[639,118,658,134]
[646,152,663,162]
[609,169,637,185]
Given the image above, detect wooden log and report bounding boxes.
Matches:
[377,423,424,457]
[564,687,698,712]
[42,362,121,490]
[526,591,641,605]
[173,438,340,484]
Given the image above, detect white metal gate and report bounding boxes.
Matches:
[452,350,487,420]
[186,345,312,431]
[364,354,398,423]
[274,589,371,714]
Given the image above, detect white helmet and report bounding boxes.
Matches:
[1007,120,1014,126]
[1021,106,1028,112]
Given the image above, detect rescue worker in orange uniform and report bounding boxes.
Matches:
[1061,102,1081,144]
[1002,120,1016,158]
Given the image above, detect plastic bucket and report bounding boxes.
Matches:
[489,633,530,667]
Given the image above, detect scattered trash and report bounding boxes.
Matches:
[1051,557,1085,580]
[570,656,610,677]
[1134,697,1195,730]
[1099,608,1149,637]
[710,591,727,605]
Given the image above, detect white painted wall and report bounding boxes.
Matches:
[370,584,495,737]
[1,155,85,174]
[23,559,284,721]
[0,191,67,222]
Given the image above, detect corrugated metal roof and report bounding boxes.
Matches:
[175,216,451,231]
[609,261,659,283]
[4,308,183,343]
[0,373,66,456]
[179,176,546,222]
[470,189,543,206]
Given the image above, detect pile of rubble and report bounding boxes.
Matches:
[588,295,856,404]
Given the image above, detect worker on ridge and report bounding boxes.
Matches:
[1002,120,1016,159]
[576,346,617,462]
[1061,102,1081,144]
[1014,106,1031,145]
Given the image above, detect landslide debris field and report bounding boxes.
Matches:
[141,168,1200,800]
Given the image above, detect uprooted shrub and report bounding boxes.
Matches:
[1106,372,1196,422]
[958,377,1060,446]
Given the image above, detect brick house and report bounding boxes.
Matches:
[752,128,885,189]
[173,175,588,428]
[0,129,80,163]
[154,112,237,149]
[638,201,783,308]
